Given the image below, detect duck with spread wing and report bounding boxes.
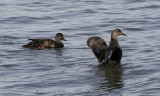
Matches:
[87,29,127,66]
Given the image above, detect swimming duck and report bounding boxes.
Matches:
[23,33,67,49]
[87,29,127,65]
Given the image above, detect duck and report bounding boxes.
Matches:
[87,29,127,66]
[23,33,67,49]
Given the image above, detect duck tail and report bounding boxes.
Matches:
[22,45,28,48]
[28,38,37,41]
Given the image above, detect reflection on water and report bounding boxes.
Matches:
[104,64,123,91]
[55,48,63,57]
[98,64,123,92]
[91,64,124,96]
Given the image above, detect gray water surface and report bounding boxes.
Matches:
[0,0,160,96]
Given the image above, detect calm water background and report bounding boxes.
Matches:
[0,0,160,96]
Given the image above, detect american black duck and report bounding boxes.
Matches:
[23,33,67,49]
[87,29,127,66]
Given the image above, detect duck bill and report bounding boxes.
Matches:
[121,33,127,36]
[63,38,67,41]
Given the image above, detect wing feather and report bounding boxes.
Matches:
[87,36,108,50]
[104,44,122,64]
[87,36,108,63]
[27,38,55,47]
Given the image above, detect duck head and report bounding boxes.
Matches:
[55,33,67,43]
[111,29,127,39]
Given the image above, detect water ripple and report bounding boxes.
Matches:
[0,0,160,96]
[0,16,55,24]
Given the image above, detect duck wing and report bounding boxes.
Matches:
[104,44,122,64]
[27,38,56,48]
[87,37,108,63]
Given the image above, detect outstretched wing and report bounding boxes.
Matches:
[87,37,108,63]
[87,37,108,49]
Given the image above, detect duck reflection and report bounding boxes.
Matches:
[98,64,124,91]
[55,48,63,57]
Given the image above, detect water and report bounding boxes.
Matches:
[0,0,160,96]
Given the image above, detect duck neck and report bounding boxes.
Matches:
[55,37,62,43]
[109,32,119,46]
[111,31,118,39]
[109,38,119,46]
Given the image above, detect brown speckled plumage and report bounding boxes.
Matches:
[23,33,67,49]
[87,29,127,66]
